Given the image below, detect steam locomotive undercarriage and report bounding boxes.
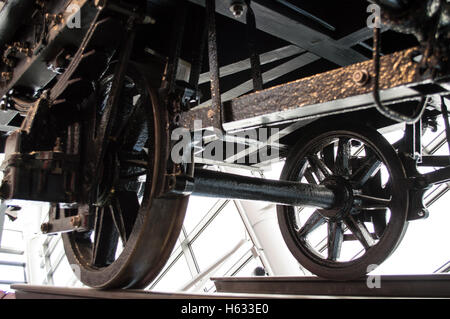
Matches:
[0,0,449,288]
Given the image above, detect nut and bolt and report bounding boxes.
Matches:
[352,70,370,86]
[45,13,63,24]
[229,1,246,18]
[94,0,107,9]
[142,15,156,25]
[3,57,15,68]
[70,215,82,228]
[1,72,12,82]
[15,46,31,56]
[41,223,51,234]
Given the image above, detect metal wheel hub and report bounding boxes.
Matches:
[318,176,354,220]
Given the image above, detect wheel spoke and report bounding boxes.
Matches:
[111,95,142,142]
[119,150,149,169]
[91,206,119,266]
[298,212,326,238]
[350,155,382,188]
[354,194,391,210]
[296,159,309,180]
[305,163,325,183]
[322,143,336,174]
[111,191,140,243]
[327,221,344,261]
[120,159,148,168]
[119,170,147,182]
[336,138,351,176]
[307,155,331,179]
[110,202,127,245]
[344,215,375,250]
[304,168,319,184]
[361,169,389,238]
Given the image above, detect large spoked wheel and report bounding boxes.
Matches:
[62,65,188,289]
[277,123,409,280]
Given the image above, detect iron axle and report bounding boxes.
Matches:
[191,169,340,210]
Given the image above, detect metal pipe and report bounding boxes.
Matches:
[193,169,337,209]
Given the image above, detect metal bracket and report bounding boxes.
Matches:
[41,204,91,235]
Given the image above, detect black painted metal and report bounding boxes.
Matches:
[0,0,35,50]
[418,155,450,167]
[245,0,263,92]
[192,168,337,209]
[165,1,187,94]
[274,0,335,31]
[375,0,412,10]
[440,97,450,156]
[424,166,450,185]
[188,0,367,66]
[189,13,207,91]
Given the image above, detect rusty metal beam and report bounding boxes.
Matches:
[181,47,449,132]
[223,47,449,131]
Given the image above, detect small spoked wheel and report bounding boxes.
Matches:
[62,65,188,289]
[277,123,409,280]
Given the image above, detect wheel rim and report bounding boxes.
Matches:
[277,125,408,280]
[62,65,188,289]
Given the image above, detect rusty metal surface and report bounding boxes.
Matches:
[181,47,449,132]
[0,0,99,98]
[213,274,450,298]
[205,0,222,130]
[227,47,426,122]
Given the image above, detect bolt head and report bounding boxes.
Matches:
[94,0,107,9]
[1,72,12,82]
[70,215,82,228]
[230,2,246,18]
[352,70,369,86]
[41,223,50,234]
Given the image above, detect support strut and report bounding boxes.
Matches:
[192,169,339,209]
